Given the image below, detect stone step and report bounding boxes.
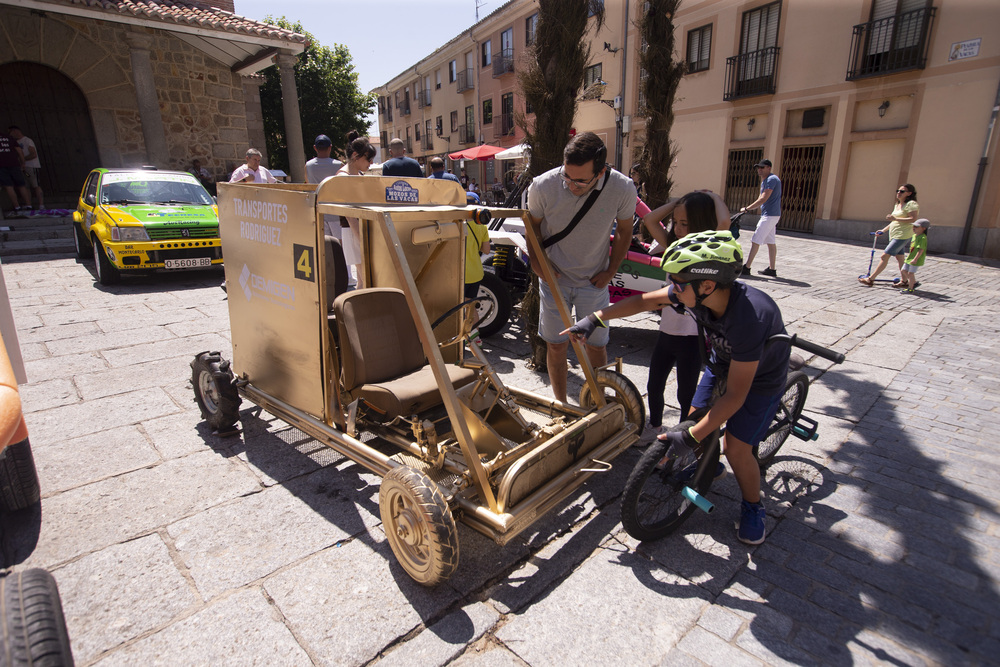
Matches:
[0,227,73,242]
[0,238,76,257]
[0,215,74,229]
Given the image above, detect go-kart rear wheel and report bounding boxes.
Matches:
[379,465,459,586]
[191,351,241,431]
[0,438,41,514]
[0,569,74,667]
[578,369,646,430]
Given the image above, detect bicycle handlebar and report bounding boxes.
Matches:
[789,334,846,364]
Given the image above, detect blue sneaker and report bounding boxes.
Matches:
[737,500,766,544]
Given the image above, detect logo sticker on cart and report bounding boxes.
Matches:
[239,263,295,309]
[385,180,419,204]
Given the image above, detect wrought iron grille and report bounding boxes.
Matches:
[846,6,936,80]
[493,49,514,77]
[724,46,780,101]
[724,148,764,214]
[457,124,475,144]
[494,113,515,138]
[417,89,432,108]
[456,68,474,93]
[779,145,824,232]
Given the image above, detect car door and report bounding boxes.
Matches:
[79,171,100,234]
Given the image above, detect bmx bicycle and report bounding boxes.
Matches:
[620,332,844,542]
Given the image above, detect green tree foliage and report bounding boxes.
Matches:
[635,0,684,209]
[259,17,375,172]
[516,0,604,369]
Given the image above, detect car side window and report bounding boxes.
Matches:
[84,173,99,206]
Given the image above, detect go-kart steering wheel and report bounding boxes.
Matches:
[430,297,493,346]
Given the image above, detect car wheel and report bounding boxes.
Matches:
[0,569,75,666]
[92,236,121,285]
[475,272,512,338]
[0,438,41,514]
[73,224,89,261]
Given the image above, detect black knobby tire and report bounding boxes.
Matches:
[475,272,512,338]
[73,224,89,261]
[379,465,459,586]
[92,238,120,285]
[0,438,41,514]
[578,369,646,429]
[0,569,75,667]
[620,430,721,541]
[190,352,241,431]
[754,371,810,466]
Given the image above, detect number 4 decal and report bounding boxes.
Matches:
[293,244,315,282]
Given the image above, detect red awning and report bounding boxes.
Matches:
[447,144,505,161]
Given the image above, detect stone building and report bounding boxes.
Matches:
[0,0,309,205]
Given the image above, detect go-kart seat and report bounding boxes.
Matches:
[324,235,349,309]
[334,288,476,420]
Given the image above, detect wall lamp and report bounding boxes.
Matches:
[878,100,890,118]
[747,118,755,132]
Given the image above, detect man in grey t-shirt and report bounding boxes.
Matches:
[305,134,344,238]
[526,132,636,402]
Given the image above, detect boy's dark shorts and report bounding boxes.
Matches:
[692,367,783,448]
[0,166,26,188]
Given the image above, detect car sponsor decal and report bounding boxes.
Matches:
[239,263,295,309]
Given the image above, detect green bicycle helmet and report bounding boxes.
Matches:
[660,230,743,284]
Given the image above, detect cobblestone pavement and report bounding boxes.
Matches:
[1,230,998,666]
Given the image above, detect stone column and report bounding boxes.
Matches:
[277,51,306,183]
[126,32,169,166]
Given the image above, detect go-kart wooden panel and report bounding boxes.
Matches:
[217,182,326,418]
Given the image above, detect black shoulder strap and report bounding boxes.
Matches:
[542,169,611,249]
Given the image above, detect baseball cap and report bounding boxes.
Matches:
[754,159,772,168]
[913,218,930,229]
[314,134,332,147]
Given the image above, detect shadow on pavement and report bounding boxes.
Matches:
[617,359,1000,664]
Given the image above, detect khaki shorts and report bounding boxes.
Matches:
[23,167,39,189]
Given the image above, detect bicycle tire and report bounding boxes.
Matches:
[620,430,721,541]
[754,371,810,466]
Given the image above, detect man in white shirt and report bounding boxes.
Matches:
[229,148,277,183]
[7,126,42,210]
[305,134,344,237]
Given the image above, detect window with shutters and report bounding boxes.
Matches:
[846,0,935,80]
[724,1,781,100]
[687,24,712,73]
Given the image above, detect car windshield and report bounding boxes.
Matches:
[100,178,213,206]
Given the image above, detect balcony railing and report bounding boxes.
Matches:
[417,89,432,108]
[405,139,413,154]
[724,46,780,101]
[422,134,434,151]
[398,100,411,116]
[846,6,936,81]
[457,124,475,144]
[494,113,515,137]
[492,48,514,77]
[456,68,474,93]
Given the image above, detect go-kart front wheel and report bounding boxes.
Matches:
[578,369,646,429]
[379,465,459,586]
[191,351,241,431]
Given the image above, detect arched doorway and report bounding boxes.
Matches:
[0,62,101,205]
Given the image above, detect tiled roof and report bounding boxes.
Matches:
[53,0,308,43]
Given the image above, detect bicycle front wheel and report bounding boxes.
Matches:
[620,433,721,542]
[754,371,810,466]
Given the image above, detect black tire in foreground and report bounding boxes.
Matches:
[191,351,241,431]
[578,369,646,430]
[379,465,460,586]
[0,569,75,666]
[620,428,721,542]
[92,238,120,286]
[0,438,41,514]
[475,272,513,338]
[754,370,810,466]
[72,224,89,261]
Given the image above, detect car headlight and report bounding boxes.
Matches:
[111,227,150,242]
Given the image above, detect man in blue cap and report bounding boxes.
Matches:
[306,134,344,237]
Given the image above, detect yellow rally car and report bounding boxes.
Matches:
[72,168,223,284]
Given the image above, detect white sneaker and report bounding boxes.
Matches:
[645,422,669,436]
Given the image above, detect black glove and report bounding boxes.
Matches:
[659,427,700,452]
[567,313,607,340]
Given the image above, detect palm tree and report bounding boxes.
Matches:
[516,0,604,369]
[635,0,685,210]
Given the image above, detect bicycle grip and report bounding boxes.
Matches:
[790,335,846,364]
